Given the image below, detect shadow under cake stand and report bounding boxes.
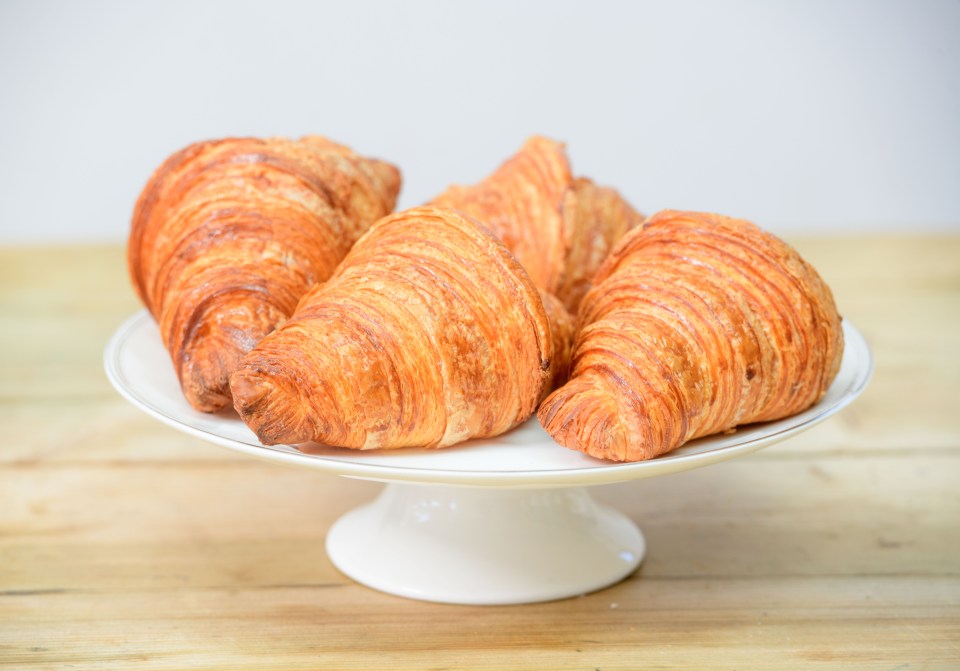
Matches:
[105,311,872,605]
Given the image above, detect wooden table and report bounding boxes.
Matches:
[2,237,958,669]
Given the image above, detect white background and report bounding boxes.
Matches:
[1,0,958,243]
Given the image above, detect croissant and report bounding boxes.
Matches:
[538,290,574,399]
[538,210,845,462]
[230,206,556,450]
[557,177,646,314]
[430,136,642,312]
[128,136,401,412]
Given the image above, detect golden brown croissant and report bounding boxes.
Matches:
[430,136,642,312]
[538,290,574,399]
[128,136,401,412]
[230,206,554,450]
[538,210,844,462]
[558,177,646,314]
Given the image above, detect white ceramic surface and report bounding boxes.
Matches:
[326,484,645,604]
[104,311,872,604]
[104,311,873,488]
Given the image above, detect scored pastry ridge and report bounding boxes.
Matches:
[230,206,555,450]
[128,136,400,412]
[430,135,644,313]
[538,209,844,462]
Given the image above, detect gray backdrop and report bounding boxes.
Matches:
[2,0,957,243]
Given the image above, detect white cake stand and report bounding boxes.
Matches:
[105,311,873,605]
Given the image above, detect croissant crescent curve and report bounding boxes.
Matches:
[127,136,401,412]
[537,210,845,462]
[430,136,643,312]
[230,206,555,450]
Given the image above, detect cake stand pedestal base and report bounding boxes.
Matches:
[326,483,645,605]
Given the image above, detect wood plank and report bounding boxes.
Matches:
[1,238,959,670]
[2,455,957,592]
[0,398,242,465]
[1,578,957,670]
[0,245,138,401]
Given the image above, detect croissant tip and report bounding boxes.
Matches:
[179,357,232,413]
[230,370,279,444]
[538,379,648,463]
[229,370,268,413]
[182,386,230,414]
[230,367,313,446]
[176,315,269,414]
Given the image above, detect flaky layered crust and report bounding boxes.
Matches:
[430,136,572,294]
[430,136,641,312]
[230,206,553,450]
[128,136,401,412]
[538,210,844,462]
[558,177,645,313]
[539,290,574,400]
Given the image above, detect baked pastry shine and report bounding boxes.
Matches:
[558,177,645,314]
[538,210,844,462]
[230,206,555,450]
[128,136,400,412]
[538,290,574,400]
[430,136,642,312]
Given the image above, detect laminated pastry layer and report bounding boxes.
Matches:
[538,210,844,462]
[231,206,553,450]
[128,136,401,411]
[430,136,642,312]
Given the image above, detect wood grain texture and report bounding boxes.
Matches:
[1,237,959,669]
